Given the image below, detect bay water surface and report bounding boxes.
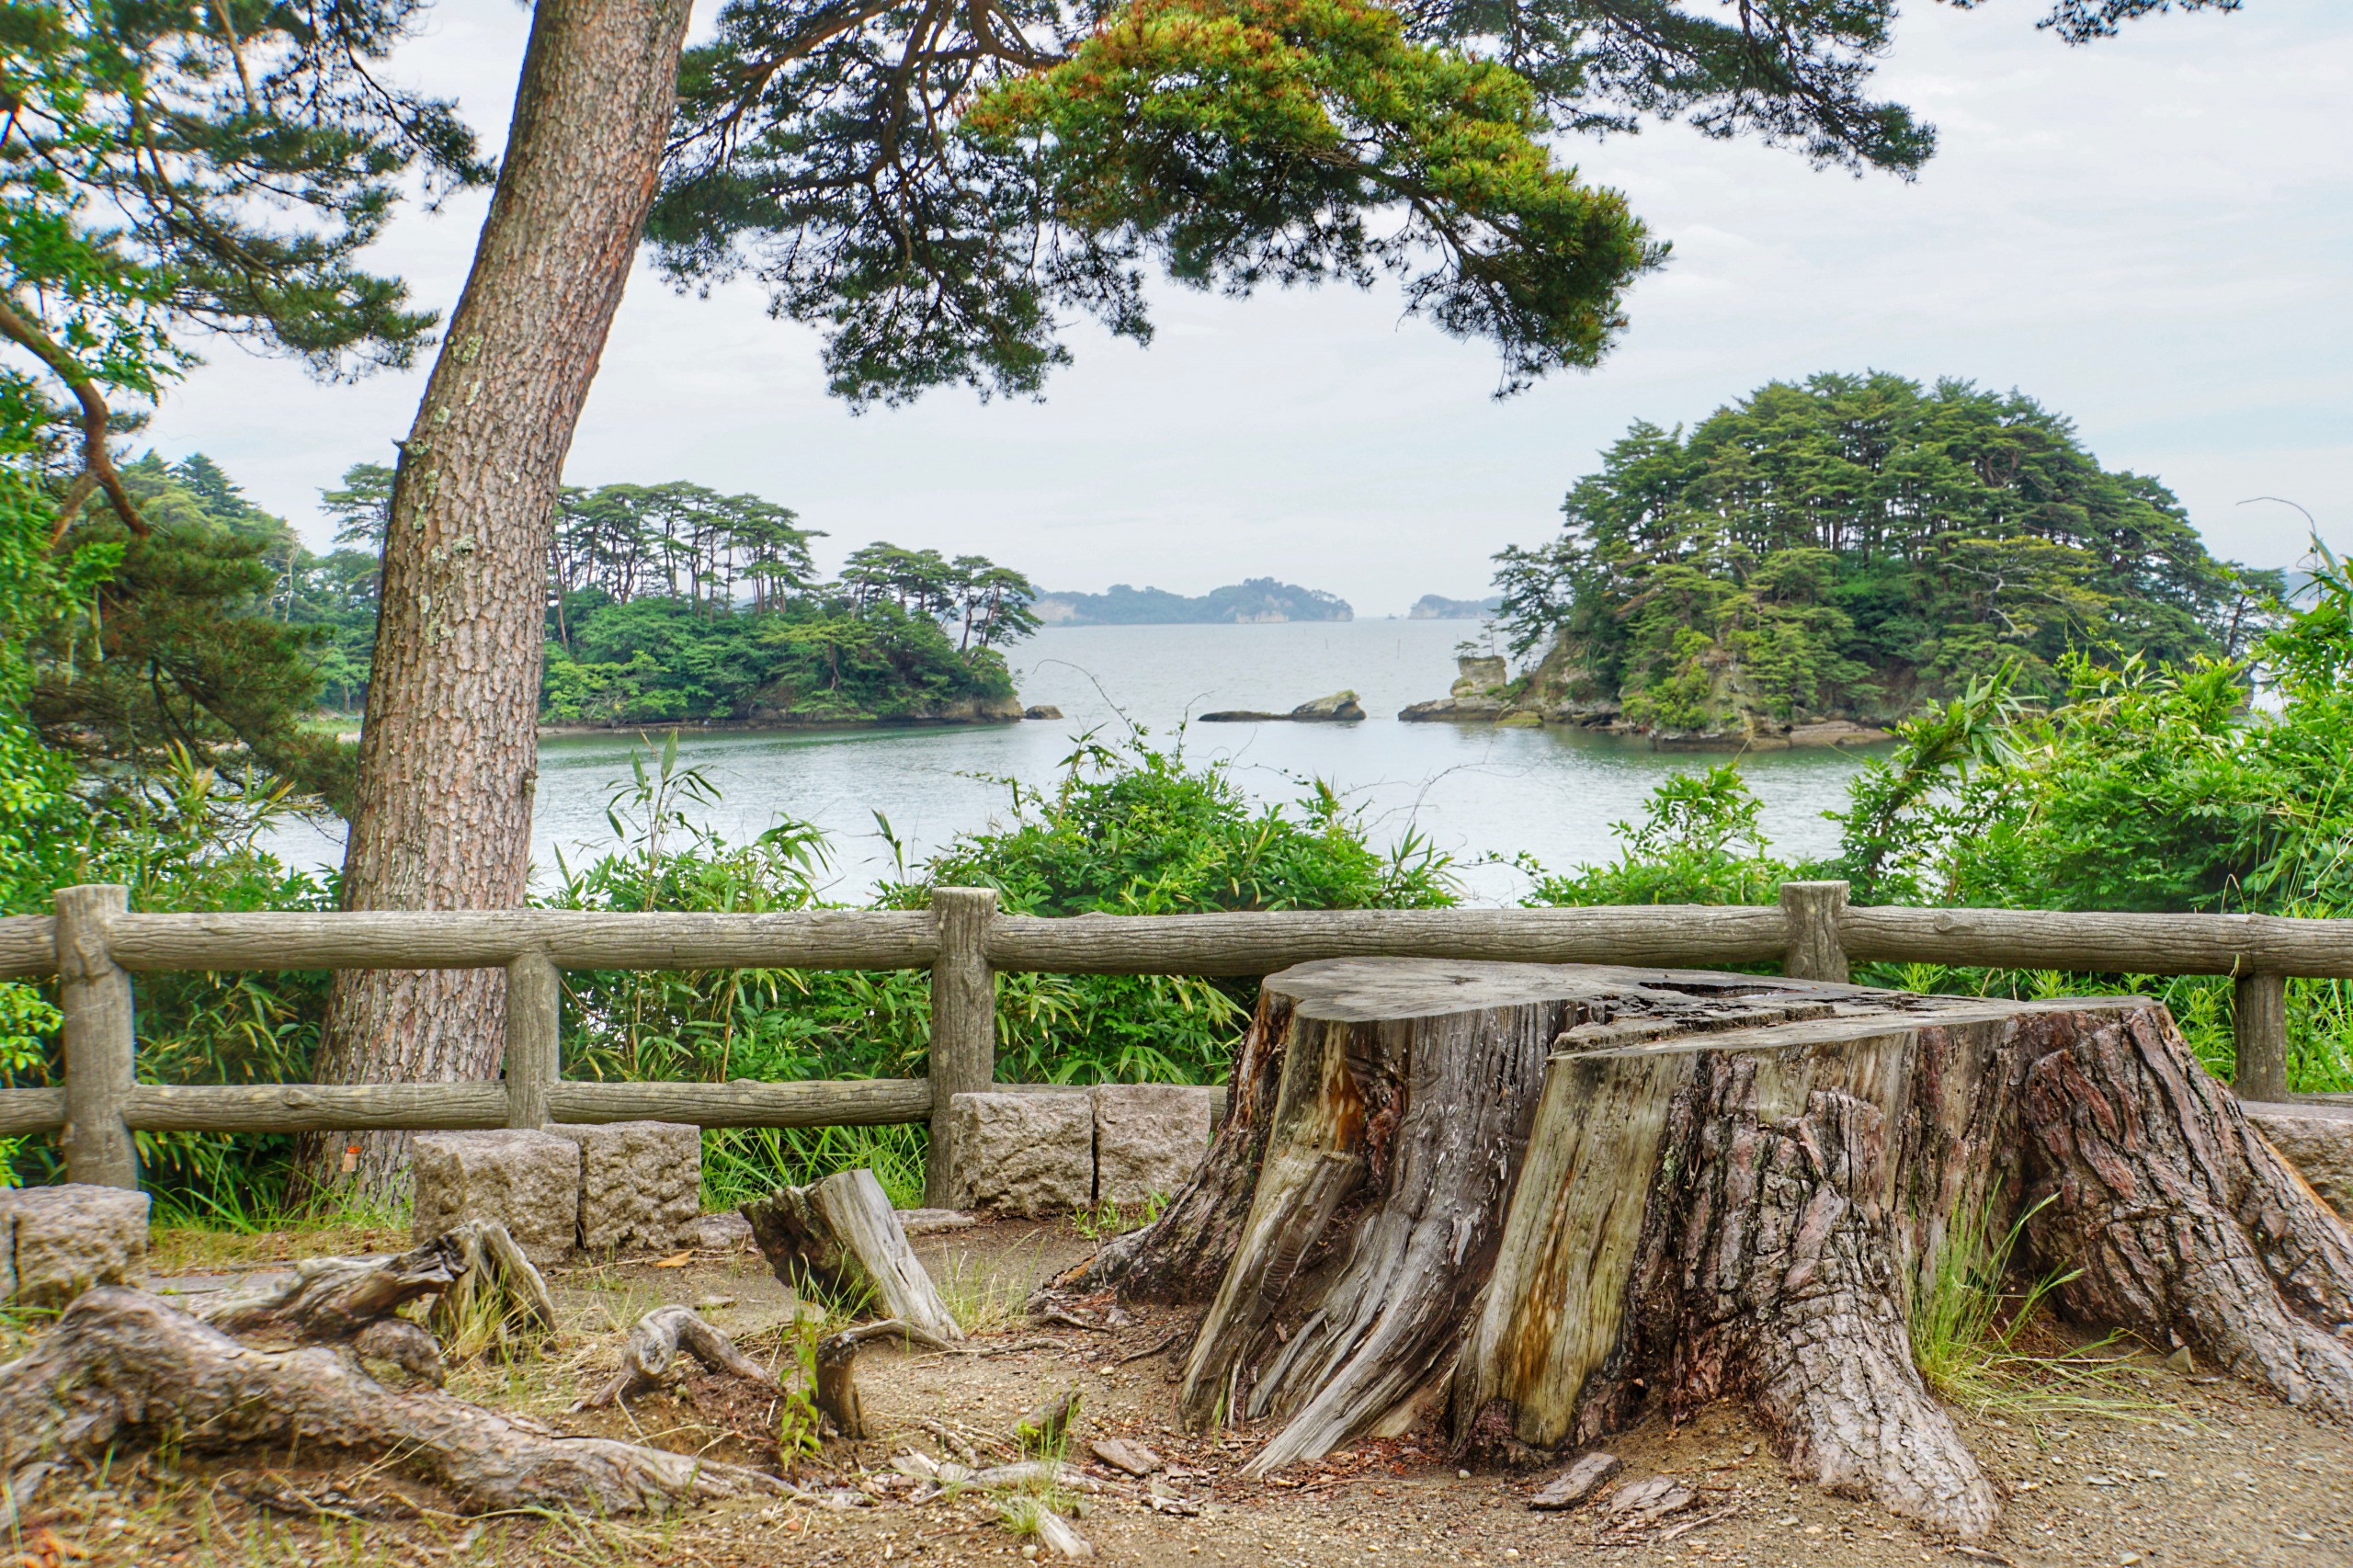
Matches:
[284,620,1877,905]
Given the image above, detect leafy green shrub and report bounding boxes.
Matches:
[548,730,1461,1201]
[1520,762,1799,908]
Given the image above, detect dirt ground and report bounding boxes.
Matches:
[15,1217,2353,1568]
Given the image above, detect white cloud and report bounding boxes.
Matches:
[142,0,2351,609]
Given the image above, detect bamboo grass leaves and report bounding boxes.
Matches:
[964,0,1665,392]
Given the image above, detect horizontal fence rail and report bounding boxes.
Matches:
[3,880,2345,1193]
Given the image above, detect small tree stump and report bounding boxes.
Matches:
[1081,959,2353,1540]
[744,1169,963,1344]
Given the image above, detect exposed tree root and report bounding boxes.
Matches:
[0,1290,784,1513]
[813,1319,956,1439]
[573,1306,779,1412]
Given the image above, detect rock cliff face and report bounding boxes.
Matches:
[1399,641,1891,751]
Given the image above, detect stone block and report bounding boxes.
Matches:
[551,1120,702,1253]
[2246,1100,2353,1219]
[412,1130,581,1266]
[948,1091,1094,1217]
[2,1185,150,1308]
[1093,1085,1221,1210]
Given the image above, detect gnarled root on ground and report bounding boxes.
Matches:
[0,1289,785,1514]
[813,1318,956,1439]
[573,1305,779,1412]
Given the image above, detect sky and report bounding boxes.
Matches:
[142,0,2351,618]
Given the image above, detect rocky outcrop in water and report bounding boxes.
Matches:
[1199,690,1367,723]
[1398,646,1891,750]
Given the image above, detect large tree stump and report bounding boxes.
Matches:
[1083,960,2353,1540]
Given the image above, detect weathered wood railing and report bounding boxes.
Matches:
[1,881,2345,1200]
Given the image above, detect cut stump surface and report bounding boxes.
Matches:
[1076,959,2353,1540]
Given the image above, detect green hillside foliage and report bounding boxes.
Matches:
[1494,373,2281,730]
[36,455,363,810]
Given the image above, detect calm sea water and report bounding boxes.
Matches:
[276,620,1876,906]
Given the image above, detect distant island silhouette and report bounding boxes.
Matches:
[1034,577,1352,625]
[1407,593,1501,619]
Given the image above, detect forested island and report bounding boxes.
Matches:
[24,456,1043,812]
[1033,577,1351,625]
[1431,373,2282,744]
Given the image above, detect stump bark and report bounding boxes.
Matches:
[1083,960,2353,1540]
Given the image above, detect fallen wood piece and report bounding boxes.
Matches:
[1603,1477,1696,1523]
[1032,1309,1111,1334]
[1032,1508,1094,1560]
[1085,960,2353,1543]
[1089,1437,1162,1477]
[196,1221,555,1384]
[949,1460,1115,1494]
[0,1289,784,1513]
[812,1318,957,1439]
[572,1306,779,1412]
[196,1240,458,1341]
[744,1170,962,1344]
[1659,1505,1737,1542]
[1013,1388,1080,1451]
[1529,1451,1620,1510]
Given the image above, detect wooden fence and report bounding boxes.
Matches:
[1,881,2347,1205]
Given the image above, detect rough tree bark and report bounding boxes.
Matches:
[1078,960,2353,1540]
[306,0,693,1200]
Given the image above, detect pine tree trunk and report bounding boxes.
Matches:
[1086,960,2353,1540]
[303,0,692,1200]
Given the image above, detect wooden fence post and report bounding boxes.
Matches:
[926,887,997,1208]
[56,884,139,1188]
[2233,970,2290,1103]
[504,952,560,1130]
[1779,881,1851,984]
